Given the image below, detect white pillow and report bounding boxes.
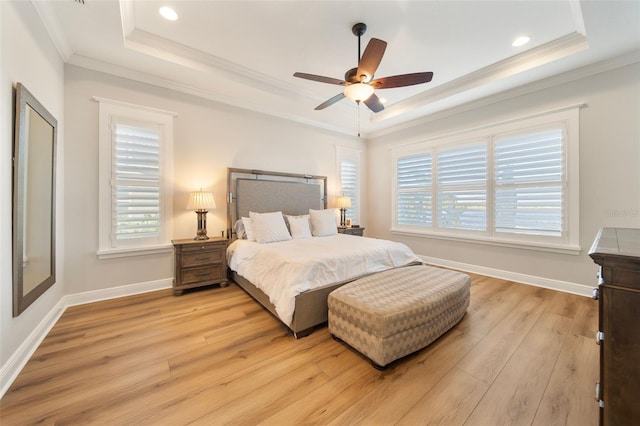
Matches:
[249,211,292,244]
[241,217,255,241]
[286,215,312,239]
[309,209,338,237]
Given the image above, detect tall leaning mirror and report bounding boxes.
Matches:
[12,82,57,316]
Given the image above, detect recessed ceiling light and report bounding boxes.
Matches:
[159,6,178,21]
[512,36,530,47]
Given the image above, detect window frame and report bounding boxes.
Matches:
[96,97,176,259]
[391,107,580,255]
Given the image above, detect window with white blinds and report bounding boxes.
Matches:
[112,122,161,241]
[396,154,432,226]
[97,98,175,258]
[336,146,361,224]
[340,159,358,221]
[494,129,564,237]
[437,143,487,231]
[391,107,580,252]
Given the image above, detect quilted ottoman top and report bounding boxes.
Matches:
[328,265,470,337]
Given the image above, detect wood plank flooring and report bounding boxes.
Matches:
[0,272,599,425]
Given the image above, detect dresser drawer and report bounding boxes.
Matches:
[181,265,225,285]
[182,249,224,267]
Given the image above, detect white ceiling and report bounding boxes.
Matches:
[35,0,640,137]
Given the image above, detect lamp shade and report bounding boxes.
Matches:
[343,83,374,102]
[336,195,352,209]
[186,190,216,211]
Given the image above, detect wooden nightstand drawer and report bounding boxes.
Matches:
[181,265,225,285]
[182,250,224,267]
[338,227,365,236]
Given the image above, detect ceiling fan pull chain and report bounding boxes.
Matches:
[357,101,361,137]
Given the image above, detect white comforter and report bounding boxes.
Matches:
[227,234,421,326]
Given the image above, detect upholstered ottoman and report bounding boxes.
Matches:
[328,265,470,368]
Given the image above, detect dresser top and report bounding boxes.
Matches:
[589,228,640,265]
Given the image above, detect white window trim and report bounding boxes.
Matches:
[95,97,176,259]
[336,145,362,225]
[391,106,581,255]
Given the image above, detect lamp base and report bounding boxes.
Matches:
[193,210,210,240]
[339,208,347,227]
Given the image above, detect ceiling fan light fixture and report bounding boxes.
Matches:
[344,83,374,102]
[159,6,178,21]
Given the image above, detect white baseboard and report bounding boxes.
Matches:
[420,255,593,297]
[0,278,172,398]
[0,299,67,399]
[64,278,173,307]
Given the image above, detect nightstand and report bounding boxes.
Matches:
[172,237,228,296]
[338,226,365,237]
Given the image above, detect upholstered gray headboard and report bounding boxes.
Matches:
[226,168,327,238]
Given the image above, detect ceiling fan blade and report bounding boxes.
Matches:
[356,38,387,82]
[363,93,384,113]
[315,93,346,110]
[370,72,434,89]
[293,72,346,86]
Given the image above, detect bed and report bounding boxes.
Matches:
[225,168,421,337]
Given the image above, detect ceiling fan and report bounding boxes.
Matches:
[293,23,433,113]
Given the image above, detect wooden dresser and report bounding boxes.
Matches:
[589,228,640,425]
[172,237,228,296]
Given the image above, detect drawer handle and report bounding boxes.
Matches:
[195,256,210,261]
[592,288,599,300]
[196,271,212,276]
[595,331,605,345]
[595,382,604,407]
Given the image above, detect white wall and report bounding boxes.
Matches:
[63,64,363,295]
[0,1,65,389]
[367,62,640,289]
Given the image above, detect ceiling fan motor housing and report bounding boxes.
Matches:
[345,67,362,84]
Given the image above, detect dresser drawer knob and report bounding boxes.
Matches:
[595,331,605,345]
[592,288,599,300]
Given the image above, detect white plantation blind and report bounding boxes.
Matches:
[397,154,432,226]
[494,128,564,237]
[437,144,486,231]
[392,107,579,252]
[112,122,162,242]
[340,159,358,221]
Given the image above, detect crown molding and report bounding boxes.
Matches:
[31,0,73,61]
[373,32,588,124]
[368,49,640,139]
[67,54,354,137]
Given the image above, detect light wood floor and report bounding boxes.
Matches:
[0,273,599,425]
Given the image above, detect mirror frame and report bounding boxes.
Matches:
[12,82,57,316]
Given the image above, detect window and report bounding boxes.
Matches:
[396,154,431,226]
[391,107,580,253]
[112,121,162,242]
[340,159,358,222]
[336,146,362,224]
[494,128,564,237]
[437,143,487,232]
[96,98,175,259]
